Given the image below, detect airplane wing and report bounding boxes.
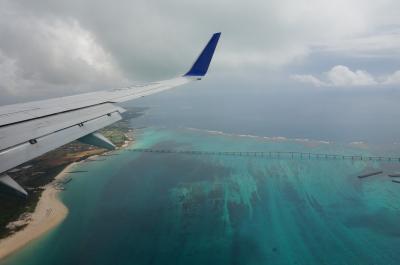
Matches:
[0,32,221,196]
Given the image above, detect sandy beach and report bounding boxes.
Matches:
[0,163,75,260]
[0,134,134,261]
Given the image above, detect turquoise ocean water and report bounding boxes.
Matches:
[2,127,400,265]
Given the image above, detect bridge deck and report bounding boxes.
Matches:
[127,149,400,162]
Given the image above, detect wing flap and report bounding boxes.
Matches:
[0,110,122,174]
[0,103,125,151]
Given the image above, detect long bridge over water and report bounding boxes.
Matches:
[127,148,400,163]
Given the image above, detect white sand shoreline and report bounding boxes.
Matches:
[0,162,74,260]
[0,137,134,261]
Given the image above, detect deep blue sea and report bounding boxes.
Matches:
[2,78,400,265]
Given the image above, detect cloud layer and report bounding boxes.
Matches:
[2,0,400,102]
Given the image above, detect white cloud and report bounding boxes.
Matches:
[292,65,377,87]
[326,65,377,86]
[382,70,400,85]
[292,65,400,87]
[0,1,128,103]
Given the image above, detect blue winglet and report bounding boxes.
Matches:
[184,32,221,77]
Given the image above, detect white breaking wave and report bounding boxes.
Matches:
[184,127,333,144]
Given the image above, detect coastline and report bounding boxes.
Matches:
[0,137,134,261]
[0,162,74,260]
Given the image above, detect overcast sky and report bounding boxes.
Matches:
[1,0,400,105]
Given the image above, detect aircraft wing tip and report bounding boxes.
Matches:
[184,32,221,77]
